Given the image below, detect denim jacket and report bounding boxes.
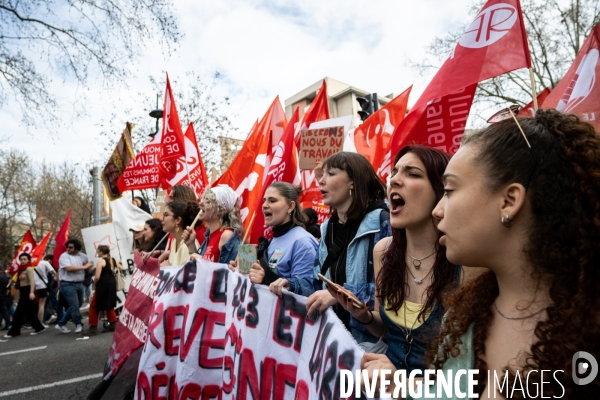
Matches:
[287,208,391,342]
[198,229,242,264]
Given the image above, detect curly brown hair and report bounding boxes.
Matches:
[377,145,456,321]
[427,109,600,398]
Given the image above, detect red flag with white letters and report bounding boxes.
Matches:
[249,109,300,243]
[296,80,331,224]
[117,133,162,191]
[214,97,287,231]
[353,87,411,173]
[159,75,187,190]
[10,231,36,275]
[169,122,209,197]
[542,23,600,130]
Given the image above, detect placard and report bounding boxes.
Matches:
[237,244,257,274]
[153,189,168,217]
[299,126,344,170]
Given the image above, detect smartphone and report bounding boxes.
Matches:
[317,273,364,308]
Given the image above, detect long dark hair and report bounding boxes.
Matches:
[166,200,200,229]
[377,145,455,321]
[144,218,165,251]
[322,152,386,222]
[428,110,600,398]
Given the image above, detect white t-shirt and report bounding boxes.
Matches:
[59,252,89,283]
[33,261,54,289]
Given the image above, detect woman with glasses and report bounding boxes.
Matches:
[362,109,600,398]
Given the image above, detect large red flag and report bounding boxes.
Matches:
[10,231,36,275]
[249,109,300,243]
[296,80,331,224]
[214,97,287,229]
[542,23,600,130]
[353,86,411,171]
[53,211,71,269]
[31,230,52,266]
[117,132,162,192]
[518,87,551,117]
[168,122,209,196]
[159,75,187,190]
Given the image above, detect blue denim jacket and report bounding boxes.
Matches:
[198,229,242,264]
[287,208,391,343]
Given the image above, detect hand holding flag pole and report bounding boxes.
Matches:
[242,212,257,244]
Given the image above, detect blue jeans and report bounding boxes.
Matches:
[57,282,84,326]
[44,286,64,322]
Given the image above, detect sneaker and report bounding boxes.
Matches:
[3,334,12,338]
[56,324,71,334]
[46,316,57,324]
[23,324,32,330]
[79,302,90,311]
[75,324,83,333]
[42,324,49,329]
[30,328,46,336]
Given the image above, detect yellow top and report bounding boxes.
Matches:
[383,299,432,330]
[168,240,190,267]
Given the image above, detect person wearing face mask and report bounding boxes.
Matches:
[363,110,600,398]
[271,152,391,344]
[231,182,317,285]
[330,145,483,374]
[158,200,200,267]
[183,185,244,265]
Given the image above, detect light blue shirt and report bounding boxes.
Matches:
[267,226,318,280]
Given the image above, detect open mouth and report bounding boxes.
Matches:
[263,211,273,218]
[389,193,405,214]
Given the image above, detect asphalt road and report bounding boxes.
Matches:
[0,315,113,400]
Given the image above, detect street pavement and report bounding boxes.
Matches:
[0,315,113,400]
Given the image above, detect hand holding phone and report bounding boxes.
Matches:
[317,273,364,308]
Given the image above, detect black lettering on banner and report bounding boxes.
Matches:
[232,277,242,313]
[210,268,228,303]
[246,284,259,328]
[236,279,247,320]
[274,292,307,352]
[174,260,197,294]
[155,270,173,296]
[309,313,333,385]
[320,340,338,400]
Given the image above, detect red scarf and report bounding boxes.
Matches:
[18,262,32,275]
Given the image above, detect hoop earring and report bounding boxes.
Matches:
[175,226,180,233]
[349,189,352,197]
[501,215,513,228]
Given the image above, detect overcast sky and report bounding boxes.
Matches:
[0,0,475,165]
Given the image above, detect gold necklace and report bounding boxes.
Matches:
[406,250,436,270]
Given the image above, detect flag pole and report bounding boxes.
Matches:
[242,212,257,244]
[529,68,539,111]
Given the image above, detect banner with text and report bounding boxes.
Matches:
[136,259,363,399]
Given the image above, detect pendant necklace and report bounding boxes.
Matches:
[407,266,433,284]
[406,250,436,270]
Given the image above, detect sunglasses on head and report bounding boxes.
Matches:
[486,105,537,191]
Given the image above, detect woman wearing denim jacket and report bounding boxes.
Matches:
[270,152,391,344]
[186,185,244,265]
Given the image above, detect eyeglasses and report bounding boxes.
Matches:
[487,105,537,191]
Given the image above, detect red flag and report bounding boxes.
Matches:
[168,123,209,196]
[517,87,551,117]
[214,97,287,229]
[296,80,331,224]
[53,211,71,269]
[10,231,36,275]
[31,231,52,267]
[353,86,411,170]
[159,75,187,190]
[117,133,161,192]
[249,108,300,243]
[542,23,600,129]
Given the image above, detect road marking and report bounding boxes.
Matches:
[0,373,103,397]
[0,345,47,357]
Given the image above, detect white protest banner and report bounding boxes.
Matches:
[81,223,121,265]
[136,258,364,399]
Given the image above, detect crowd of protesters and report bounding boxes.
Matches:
[1,109,598,398]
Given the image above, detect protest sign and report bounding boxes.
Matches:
[237,244,257,274]
[299,126,344,170]
[153,190,168,217]
[104,251,161,379]
[81,223,122,265]
[136,258,364,400]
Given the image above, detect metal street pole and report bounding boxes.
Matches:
[92,166,103,226]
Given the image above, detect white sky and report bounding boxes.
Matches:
[0,0,475,165]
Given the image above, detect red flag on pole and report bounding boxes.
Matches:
[168,122,209,196]
[542,23,600,129]
[517,87,551,117]
[353,86,411,171]
[159,75,187,190]
[214,97,287,230]
[117,133,162,192]
[10,231,36,275]
[296,80,331,224]
[31,230,52,266]
[53,211,71,269]
[249,108,300,243]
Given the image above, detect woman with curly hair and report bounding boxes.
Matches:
[332,145,483,374]
[185,185,244,264]
[363,109,600,398]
